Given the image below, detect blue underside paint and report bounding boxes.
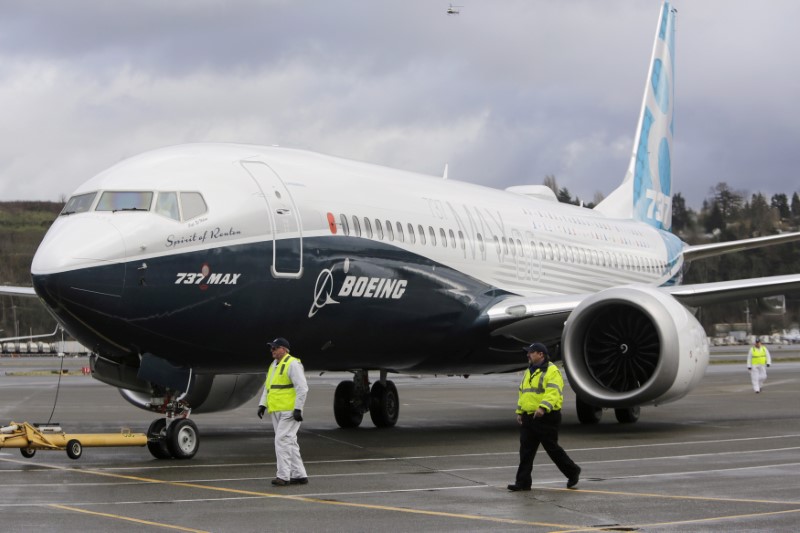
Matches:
[32,236,525,375]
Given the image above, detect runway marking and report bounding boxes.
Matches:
[3,453,799,490]
[548,498,800,532]
[48,503,209,532]
[3,455,799,530]
[76,432,800,472]
[0,457,582,530]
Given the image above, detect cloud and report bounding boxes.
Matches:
[1,1,799,209]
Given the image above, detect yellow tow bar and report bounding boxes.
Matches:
[0,421,147,460]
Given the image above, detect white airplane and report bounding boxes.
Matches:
[781,328,800,343]
[3,1,800,459]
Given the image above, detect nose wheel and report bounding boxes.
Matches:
[147,418,200,459]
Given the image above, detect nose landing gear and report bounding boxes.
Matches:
[145,395,200,459]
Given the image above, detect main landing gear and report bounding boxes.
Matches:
[145,394,199,459]
[334,370,399,428]
[575,397,641,425]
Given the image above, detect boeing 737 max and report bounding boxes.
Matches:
[2,2,800,459]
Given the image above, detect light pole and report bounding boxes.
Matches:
[11,302,18,338]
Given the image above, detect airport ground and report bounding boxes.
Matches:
[1,352,798,532]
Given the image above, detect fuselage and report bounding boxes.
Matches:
[31,143,684,375]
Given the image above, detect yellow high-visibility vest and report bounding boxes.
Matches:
[750,346,768,366]
[265,354,301,412]
[516,363,564,414]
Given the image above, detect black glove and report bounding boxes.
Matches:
[293,409,303,422]
[257,405,266,419]
[767,364,771,367]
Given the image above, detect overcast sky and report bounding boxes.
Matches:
[1,1,798,209]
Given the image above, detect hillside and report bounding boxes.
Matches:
[0,201,62,338]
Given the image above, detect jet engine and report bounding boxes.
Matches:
[561,285,709,408]
[90,354,264,414]
[118,373,265,414]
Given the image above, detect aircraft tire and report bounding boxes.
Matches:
[334,381,363,428]
[576,397,603,424]
[614,406,640,424]
[369,380,399,428]
[66,439,83,460]
[147,418,172,459]
[166,419,199,459]
[20,447,36,459]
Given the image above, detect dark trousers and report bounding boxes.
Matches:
[515,411,580,488]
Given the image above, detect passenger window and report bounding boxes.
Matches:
[396,222,404,242]
[352,215,362,237]
[418,224,426,245]
[364,217,373,238]
[155,192,180,221]
[61,192,96,215]
[407,223,416,244]
[340,214,350,236]
[448,229,456,249]
[502,237,509,255]
[494,236,501,256]
[459,231,465,251]
[96,191,153,212]
[439,228,447,247]
[180,192,207,220]
[428,226,436,246]
[375,219,384,240]
[385,220,394,241]
[477,233,484,254]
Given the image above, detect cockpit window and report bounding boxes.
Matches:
[96,191,153,212]
[61,192,97,215]
[155,191,180,221]
[180,192,207,220]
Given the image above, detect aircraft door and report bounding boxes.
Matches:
[241,161,303,278]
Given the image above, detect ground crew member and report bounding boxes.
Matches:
[747,339,772,393]
[508,342,581,491]
[257,337,308,486]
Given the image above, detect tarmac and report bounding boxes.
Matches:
[1,354,799,532]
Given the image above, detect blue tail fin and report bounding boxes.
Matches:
[595,1,676,231]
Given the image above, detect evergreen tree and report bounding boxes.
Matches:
[791,192,800,223]
[771,193,790,220]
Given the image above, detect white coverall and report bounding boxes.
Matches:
[259,359,308,481]
[747,345,772,393]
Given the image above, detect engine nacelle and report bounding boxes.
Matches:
[562,285,709,408]
[119,373,265,414]
[90,353,265,414]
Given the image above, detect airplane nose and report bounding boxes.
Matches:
[32,216,127,300]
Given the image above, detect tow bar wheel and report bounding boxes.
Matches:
[66,439,83,460]
[20,447,36,459]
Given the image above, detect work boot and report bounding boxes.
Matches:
[567,467,581,489]
[271,478,290,486]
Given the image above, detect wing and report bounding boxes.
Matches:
[681,231,800,262]
[485,273,800,343]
